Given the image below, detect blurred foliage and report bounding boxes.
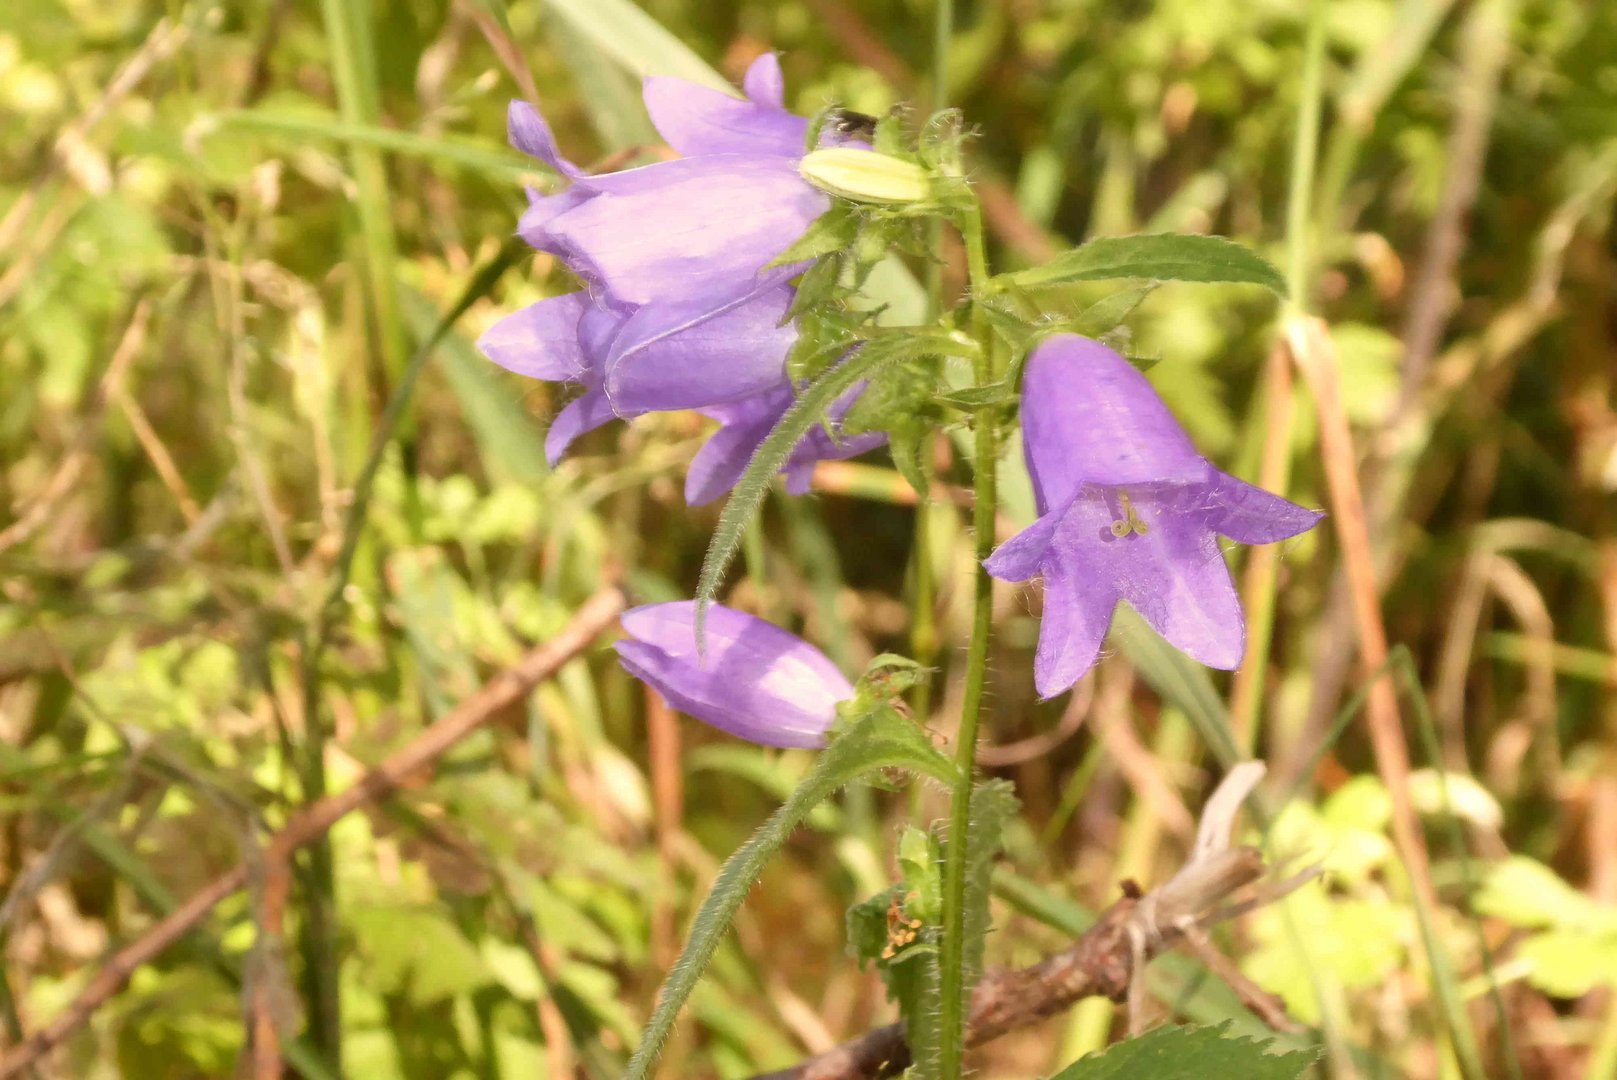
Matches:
[2,0,1617,1078]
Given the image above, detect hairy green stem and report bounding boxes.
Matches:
[936,200,998,1079]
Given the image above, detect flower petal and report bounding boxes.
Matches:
[544,386,618,466]
[1032,551,1117,698]
[1198,471,1325,544]
[508,101,580,176]
[605,284,796,413]
[477,293,587,381]
[1021,335,1208,512]
[1075,490,1245,669]
[684,388,788,505]
[518,186,591,257]
[642,75,806,158]
[616,601,852,748]
[743,53,785,107]
[548,156,828,306]
[983,513,1061,583]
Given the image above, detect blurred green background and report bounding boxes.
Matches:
[2,0,1616,1077]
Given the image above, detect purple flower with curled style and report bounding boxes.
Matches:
[477,52,886,491]
[615,602,853,749]
[985,335,1324,698]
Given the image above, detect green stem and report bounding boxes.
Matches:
[1284,0,1327,313]
[911,0,953,792]
[936,199,998,1080]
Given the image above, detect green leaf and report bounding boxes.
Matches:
[208,109,534,178]
[1048,1023,1317,1080]
[695,336,940,625]
[1007,234,1287,295]
[623,707,956,1080]
[1519,929,1617,998]
[1476,856,1617,932]
[771,204,862,266]
[961,780,1019,991]
[1068,285,1160,337]
[542,0,734,90]
[935,383,1017,410]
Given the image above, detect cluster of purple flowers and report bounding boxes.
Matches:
[478,53,882,505]
[481,60,1322,750]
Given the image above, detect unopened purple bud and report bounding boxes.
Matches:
[615,602,853,748]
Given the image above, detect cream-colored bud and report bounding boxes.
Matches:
[798,147,930,205]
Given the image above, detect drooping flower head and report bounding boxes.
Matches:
[985,335,1323,698]
[615,602,853,748]
[477,54,885,496]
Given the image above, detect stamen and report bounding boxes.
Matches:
[1109,492,1151,538]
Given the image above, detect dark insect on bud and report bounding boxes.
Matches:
[826,107,880,142]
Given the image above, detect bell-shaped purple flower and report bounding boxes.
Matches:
[985,335,1323,698]
[615,602,853,748]
[478,53,884,491]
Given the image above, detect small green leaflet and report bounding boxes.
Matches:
[1047,1023,1318,1080]
[1006,234,1287,296]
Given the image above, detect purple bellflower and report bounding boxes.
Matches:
[984,335,1323,698]
[615,602,853,748]
[477,54,885,497]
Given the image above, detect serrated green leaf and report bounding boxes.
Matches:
[1008,234,1286,295]
[696,337,941,628]
[961,780,1019,991]
[623,707,956,1080]
[1048,1023,1317,1080]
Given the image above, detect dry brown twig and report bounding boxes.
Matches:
[752,764,1315,1080]
[0,587,626,1080]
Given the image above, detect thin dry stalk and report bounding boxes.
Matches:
[1286,314,1438,913]
[646,685,684,968]
[0,588,625,1080]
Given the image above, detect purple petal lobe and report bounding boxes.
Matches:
[605,285,796,413]
[642,75,807,158]
[1021,335,1208,512]
[1199,471,1325,544]
[616,602,853,748]
[548,156,829,305]
[508,102,580,176]
[1033,555,1117,699]
[743,53,785,107]
[477,293,587,381]
[685,379,887,505]
[685,387,789,505]
[545,387,617,466]
[983,514,1061,583]
[1063,489,1245,669]
[518,187,591,256]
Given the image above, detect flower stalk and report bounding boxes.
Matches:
[936,196,1001,1079]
